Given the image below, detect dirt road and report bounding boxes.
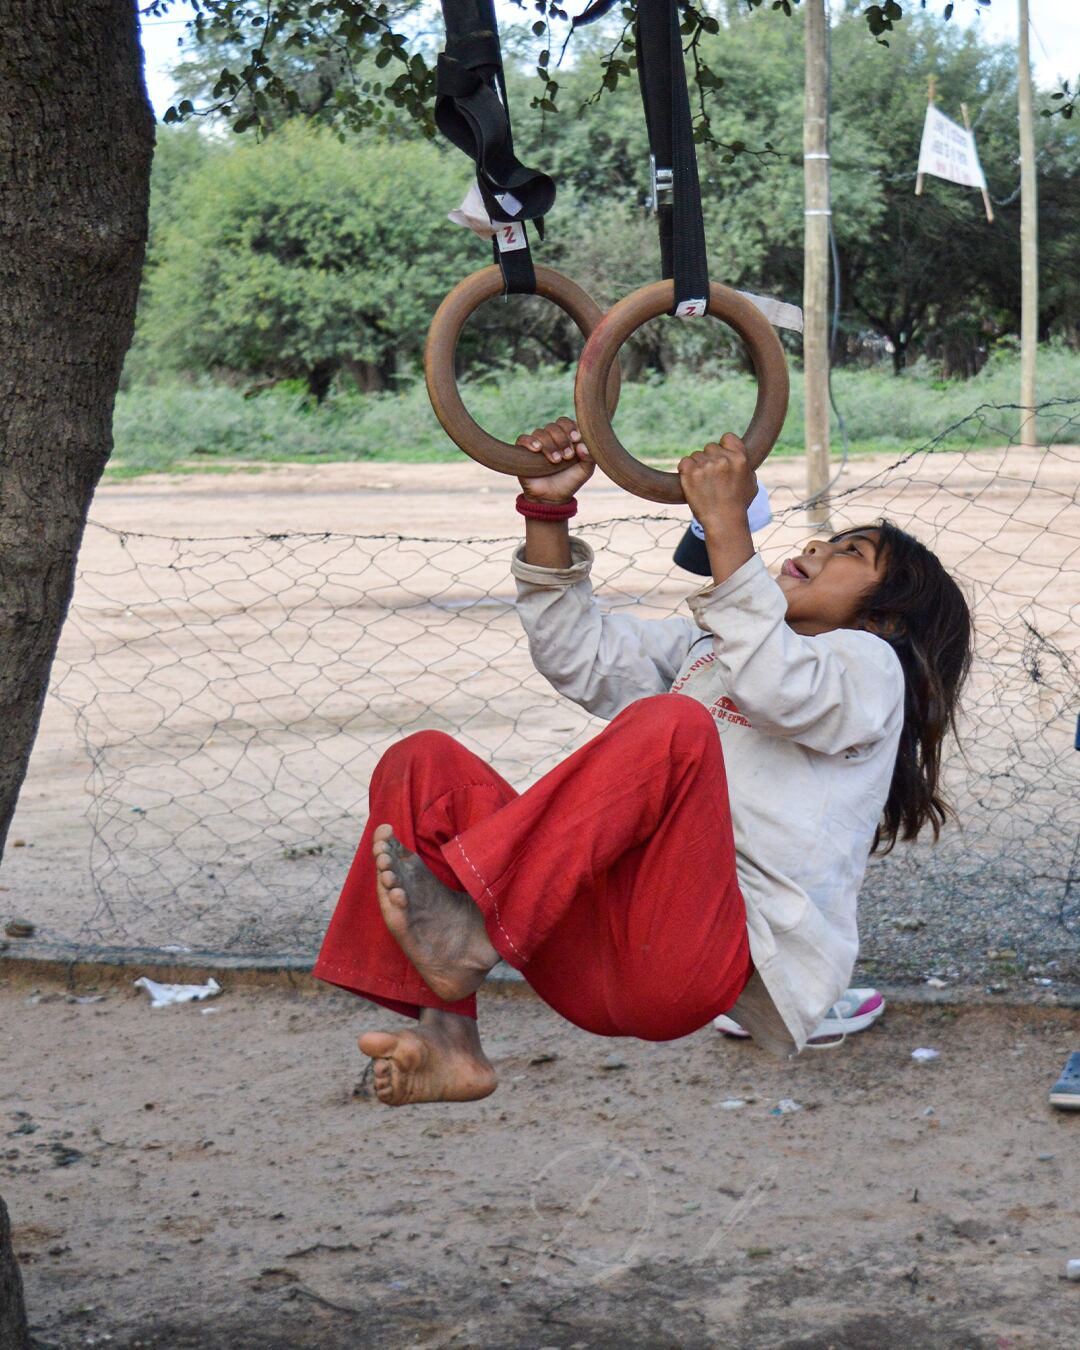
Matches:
[2,972,1078,1349]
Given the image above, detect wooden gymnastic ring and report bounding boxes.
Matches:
[425,264,621,478]
[574,280,790,505]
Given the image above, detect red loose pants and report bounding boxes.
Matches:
[314,694,753,1042]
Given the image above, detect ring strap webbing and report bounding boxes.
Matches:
[436,0,556,293]
[573,0,710,314]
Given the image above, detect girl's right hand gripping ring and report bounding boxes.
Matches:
[574,281,790,505]
[425,265,621,479]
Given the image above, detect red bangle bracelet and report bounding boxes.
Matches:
[515,493,578,521]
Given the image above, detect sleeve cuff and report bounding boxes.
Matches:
[686,552,769,621]
[511,536,595,588]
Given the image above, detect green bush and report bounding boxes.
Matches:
[129,122,474,398]
[111,346,1080,479]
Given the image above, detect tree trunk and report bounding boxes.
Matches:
[346,359,387,394]
[0,1,154,857]
[0,1195,30,1350]
[307,358,339,402]
[344,352,397,395]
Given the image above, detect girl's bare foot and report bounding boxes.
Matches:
[358,1008,497,1106]
[372,824,499,1002]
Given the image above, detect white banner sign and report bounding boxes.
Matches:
[916,104,987,190]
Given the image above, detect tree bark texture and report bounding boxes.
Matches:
[0,1194,30,1350]
[0,1,155,857]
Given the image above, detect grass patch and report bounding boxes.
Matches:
[111,345,1080,479]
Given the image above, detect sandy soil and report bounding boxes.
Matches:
[2,446,1076,984]
[2,972,1078,1349]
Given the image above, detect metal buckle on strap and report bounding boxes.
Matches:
[649,156,673,212]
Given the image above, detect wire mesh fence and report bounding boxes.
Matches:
[6,400,1079,986]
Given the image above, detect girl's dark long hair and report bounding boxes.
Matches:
[839,520,974,854]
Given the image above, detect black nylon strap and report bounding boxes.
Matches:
[636,0,709,313]
[575,0,709,314]
[436,0,556,293]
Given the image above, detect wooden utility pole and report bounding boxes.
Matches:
[1018,0,1038,446]
[803,0,830,527]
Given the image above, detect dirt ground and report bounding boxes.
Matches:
[1,447,1077,1346]
[2,972,1078,1349]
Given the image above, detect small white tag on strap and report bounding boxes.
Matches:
[494,190,523,217]
[495,221,527,252]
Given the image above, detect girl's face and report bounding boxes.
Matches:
[775,530,887,636]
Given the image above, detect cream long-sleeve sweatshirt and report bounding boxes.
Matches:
[512,538,906,1056]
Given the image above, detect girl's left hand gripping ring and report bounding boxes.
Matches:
[425,265,621,478]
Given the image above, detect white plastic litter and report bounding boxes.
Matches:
[911,1047,940,1062]
[771,1098,802,1115]
[134,976,221,1008]
[448,182,497,240]
[1065,1259,1080,1282]
[925,977,947,989]
[448,183,528,241]
[718,1098,747,1111]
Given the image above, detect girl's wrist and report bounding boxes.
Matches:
[695,502,749,533]
[523,513,573,568]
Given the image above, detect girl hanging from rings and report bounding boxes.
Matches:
[314,419,973,1106]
